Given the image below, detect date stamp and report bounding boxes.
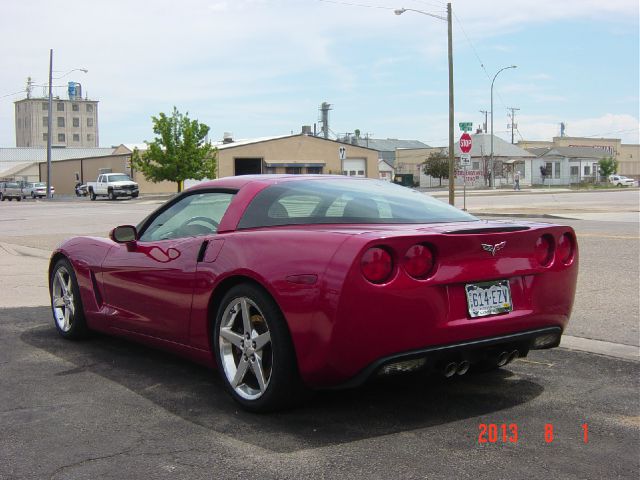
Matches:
[478,423,589,444]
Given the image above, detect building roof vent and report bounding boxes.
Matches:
[222,132,234,144]
[301,125,312,135]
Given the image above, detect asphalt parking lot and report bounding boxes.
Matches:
[0,191,638,479]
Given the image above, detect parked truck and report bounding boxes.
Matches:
[87,173,139,200]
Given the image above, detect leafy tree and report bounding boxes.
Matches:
[132,107,216,192]
[598,157,618,180]
[422,150,449,186]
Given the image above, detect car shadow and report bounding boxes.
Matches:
[19,309,544,453]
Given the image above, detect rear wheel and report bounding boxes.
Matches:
[214,284,304,412]
[50,258,89,339]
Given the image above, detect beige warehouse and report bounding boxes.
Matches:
[36,134,378,195]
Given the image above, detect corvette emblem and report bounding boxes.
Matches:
[481,241,507,256]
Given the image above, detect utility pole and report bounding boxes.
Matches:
[479,110,488,133]
[446,2,454,206]
[507,107,520,144]
[46,49,53,200]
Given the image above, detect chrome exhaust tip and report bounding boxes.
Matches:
[507,350,519,364]
[496,351,510,367]
[443,362,458,378]
[456,360,470,376]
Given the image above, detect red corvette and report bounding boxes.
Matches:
[49,175,578,411]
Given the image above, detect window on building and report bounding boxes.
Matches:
[472,161,480,170]
[570,166,579,176]
[545,162,553,177]
[307,167,323,174]
[87,133,94,142]
[584,166,591,176]
[42,102,48,110]
[73,118,80,127]
[86,104,94,113]
[285,167,302,174]
[554,162,561,179]
[57,117,65,127]
[73,134,80,142]
[57,102,64,112]
[58,133,65,142]
[87,117,94,127]
[42,116,48,127]
[42,133,47,141]
[72,103,79,111]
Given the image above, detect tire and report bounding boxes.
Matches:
[109,190,116,201]
[0,194,4,201]
[132,193,139,199]
[50,258,89,339]
[8,197,12,201]
[17,196,21,202]
[213,284,304,412]
[90,189,96,201]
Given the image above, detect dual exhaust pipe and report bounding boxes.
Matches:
[441,360,471,378]
[440,349,520,378]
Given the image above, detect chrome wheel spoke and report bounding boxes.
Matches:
[252,331,271,352]
[232,357,250,388]
[220,327,244,348]
[240,298,252,336]
[67,296,75,315]
[56,271,68,294]
[62,307,71,330]
[251,354,267,393]
[53,296,65,308]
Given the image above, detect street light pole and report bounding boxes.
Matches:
[46,49,53,200]
[489,65,516,189]
[395,3,455,206]
[45,59,88,200]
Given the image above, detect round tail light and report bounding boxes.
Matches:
[557,232,575,264]
[403,244,435,279]
[535,234,554,266]
[361,247,393,284]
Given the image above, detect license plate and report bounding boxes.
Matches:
[465,280,512,318]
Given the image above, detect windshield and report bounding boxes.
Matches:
[238,178,476,228]
[107,174,132,182]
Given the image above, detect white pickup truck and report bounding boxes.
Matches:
[87,173,139,200]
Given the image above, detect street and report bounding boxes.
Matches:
[0,190,638,479]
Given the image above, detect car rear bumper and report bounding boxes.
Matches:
[330,326,562,389]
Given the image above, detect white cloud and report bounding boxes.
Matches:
[517,113,640,143]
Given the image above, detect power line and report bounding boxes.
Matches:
[315,0,394,10]
[0,90,25,99]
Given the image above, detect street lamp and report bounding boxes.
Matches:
[489,65,517,189]
[395,4,455,206]
[46,50,88,199]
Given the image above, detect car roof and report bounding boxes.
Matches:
[188,174,372,191]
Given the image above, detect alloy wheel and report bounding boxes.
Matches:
[218,297,273,400]
[51,265,76,332]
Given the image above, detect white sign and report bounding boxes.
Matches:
[339,146,347,160]
[460,153,471,166]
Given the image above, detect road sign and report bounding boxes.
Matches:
[339,146,346,160]
[460,133,472,153]
[458,122,473,132]
[460,153,471,166]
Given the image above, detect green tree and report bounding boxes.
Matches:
[132,107,216,192]
[598,157,618,180]
[422,150,449,186]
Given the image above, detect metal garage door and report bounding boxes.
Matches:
[342,158,366,177]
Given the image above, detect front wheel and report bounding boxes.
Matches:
[50,258,89,339]
[108,190,116,201]
[214,284,304,412]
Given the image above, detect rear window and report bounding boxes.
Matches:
[238,179,476,228]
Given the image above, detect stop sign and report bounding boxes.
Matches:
[459,133,472,153]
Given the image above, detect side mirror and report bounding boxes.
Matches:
[110,225,138,243]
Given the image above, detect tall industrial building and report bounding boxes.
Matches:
[14,80,99,148]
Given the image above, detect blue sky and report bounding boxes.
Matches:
[0,0,638,147]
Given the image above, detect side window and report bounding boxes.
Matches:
[140,192,235,242]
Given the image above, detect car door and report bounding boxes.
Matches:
[101,190,235,342]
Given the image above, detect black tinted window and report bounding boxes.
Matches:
[238,179,476,228]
